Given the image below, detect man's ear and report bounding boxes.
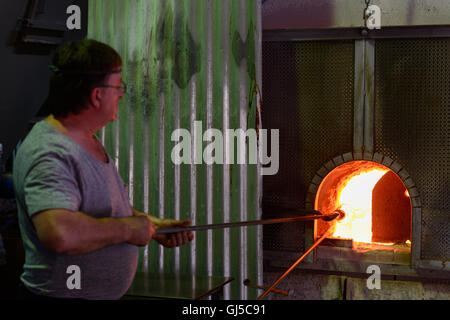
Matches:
[89,87,102,109]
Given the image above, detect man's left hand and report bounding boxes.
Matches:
[152,219,194,248]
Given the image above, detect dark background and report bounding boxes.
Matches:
[0,0,88,168]
[0,0,87,298]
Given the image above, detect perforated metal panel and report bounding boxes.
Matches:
[262,41,354,252]
[375,38,450,260]
[421,209,450,260]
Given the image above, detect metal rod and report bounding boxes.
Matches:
[243,279,289,296]
[155,211,340,234]
[257,227,334,300]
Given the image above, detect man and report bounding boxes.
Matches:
[13,39,193,300]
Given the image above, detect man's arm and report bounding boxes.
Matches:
[32,209,155,255]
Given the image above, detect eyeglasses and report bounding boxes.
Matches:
[97,80,127,94]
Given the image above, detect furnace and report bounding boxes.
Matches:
[261,21,450,299]
[315,160,412,249]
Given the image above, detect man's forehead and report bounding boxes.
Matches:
[106,71,122,82]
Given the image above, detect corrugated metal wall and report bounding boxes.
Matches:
[88,0,262,299]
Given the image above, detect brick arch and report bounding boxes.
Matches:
[305,152,421,246]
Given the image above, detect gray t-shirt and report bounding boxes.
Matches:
[13,120,138,300]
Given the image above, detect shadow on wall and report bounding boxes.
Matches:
[0,0,87,167]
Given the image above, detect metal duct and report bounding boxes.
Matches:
[87,0,262,299]
[262,0,450,30]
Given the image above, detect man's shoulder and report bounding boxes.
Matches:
[15,121,80,166]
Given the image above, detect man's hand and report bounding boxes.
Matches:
[152,219,194,248]
[123,215,155,246]
[132,208,194,248]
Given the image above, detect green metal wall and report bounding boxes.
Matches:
[88,0,262,299]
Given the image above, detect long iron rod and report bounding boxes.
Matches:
[155,211,339,234]
[243,279,289,296]
[257,226,334,300]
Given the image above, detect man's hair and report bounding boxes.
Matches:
[45,39,122,118]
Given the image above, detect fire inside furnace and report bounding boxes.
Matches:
[333,169,388,242]
[315,161,412,246]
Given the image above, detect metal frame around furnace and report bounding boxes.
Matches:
[263,26,450,272]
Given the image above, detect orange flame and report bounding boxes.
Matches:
[332,169,388,243]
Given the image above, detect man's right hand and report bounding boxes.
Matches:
[122,215,155,246]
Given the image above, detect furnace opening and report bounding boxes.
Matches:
[315,161,412,248]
